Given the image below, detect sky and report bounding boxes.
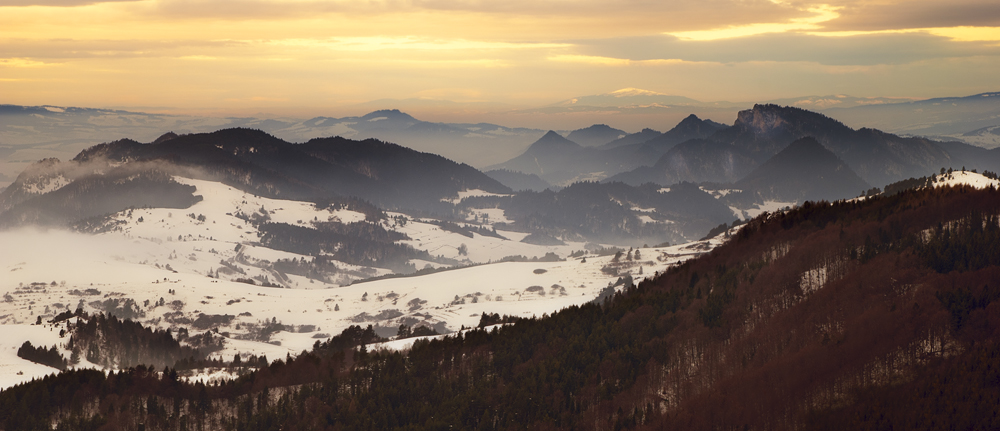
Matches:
[1,0,999,118]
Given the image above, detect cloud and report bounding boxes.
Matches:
[0,38,239,60]
[573,31,1000,66]
[0,57,55,67]
[263,37,568,52]
[668,4,841,41]
[824,0,1000,32]
[548,55,632,66]
[0,0,138,6]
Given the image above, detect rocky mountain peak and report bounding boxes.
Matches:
[735,104,790,135]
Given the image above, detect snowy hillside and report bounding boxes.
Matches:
[931,170,1000,189]
[0,176,724,388]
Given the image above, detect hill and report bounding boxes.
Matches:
[733,137,870,203]
[66,128,510,213]
[632,114,727,153]
[566,124,627,147]
[484,169,552,192]
[5,183,1000,430]
[485,131,601,185]
[479,181,736,244]
[598,128,663,149]
[606,139,757,186]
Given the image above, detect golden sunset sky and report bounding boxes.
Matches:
[2,0,999,117]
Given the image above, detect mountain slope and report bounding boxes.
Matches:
[0,167,202,228]
[566,124,627,147]
[734,137,869,203]
[606,139,757,186]
[489,116,732,186]
[486,131,601,185]
[713,104,969,187]
[274,109,547,167]
[635,114,727,153]
[490,181,735,243]
[598,128,663,150]
[484,169,552,192]
[69,128,510,212]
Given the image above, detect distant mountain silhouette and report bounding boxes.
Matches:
[275,109,545,167]
[637,114,728,153]
[486,131,598,185]
[490,116,735,186]
[598,128,663,150]
[824,91,1000,136]
[549,88,711,108]
[733,137,870,203]
[566,124,627,147]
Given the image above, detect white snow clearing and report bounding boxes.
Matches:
[0,176,729,389]
[931,170,1000,189]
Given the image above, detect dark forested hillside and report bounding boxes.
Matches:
[71,128,510,212]
[605,138,757,186]
[4,184,1000,430]
[0,167,201,228]
[462,181,735,244]
[733,136,870,203]
[484,169,552,192]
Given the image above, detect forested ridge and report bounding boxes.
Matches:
[4,184,1000,430]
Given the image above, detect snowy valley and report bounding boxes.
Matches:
[0,175,726,388]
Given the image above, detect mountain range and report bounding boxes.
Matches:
[6,101,1000,244]
[0,128,737,244]
[4,90,1000,190]
[487,104,1000,210]
[486,114,727,186]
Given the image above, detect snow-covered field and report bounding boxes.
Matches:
[0,324,67,388]
[932,170,1000,189]
[0,176,724,389]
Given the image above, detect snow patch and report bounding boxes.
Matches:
[23,174,70,195]
[442,189,511,204]
[0,324,67,389]
[932,171,1000,190]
